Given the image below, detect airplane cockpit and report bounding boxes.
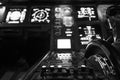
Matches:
[0,0,120,80]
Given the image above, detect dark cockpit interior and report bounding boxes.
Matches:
[0,0,120,80]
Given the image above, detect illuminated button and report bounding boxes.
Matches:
[55,13,62,18]
[55,7,61,12]
[58,65,62,68]
[65,31,73,34]
[78,27,82,29]
[79,34,83,37]
[81,41,89,45]
[42,65,46,68]
[80,38,84,40]
[50,65,54,68]
[66,34,72,36]
[66,28,71,31]
[81,65,86,67]
[96,35,101,39]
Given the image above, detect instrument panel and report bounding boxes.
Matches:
[0,4,112,25]
[0,5,99,24]
[0,4,112,24]
[0,4,114,50]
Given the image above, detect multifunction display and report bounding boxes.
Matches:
[31,7,51,23]
[57,39,71,49]
[6,7,27,24]
[77,6,97,21]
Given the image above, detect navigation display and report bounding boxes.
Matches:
[31,7,51,23]
[6,7,27,24]
[79,25,101,45]
[77,6,97,21]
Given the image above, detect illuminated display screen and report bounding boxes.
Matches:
[31,7,51,23]
[55,6,72,18]
[6,7,27,24]
[0,6,6,23]
[57,39,71,49]
[77,6,97,21]
[79,25,101,45]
